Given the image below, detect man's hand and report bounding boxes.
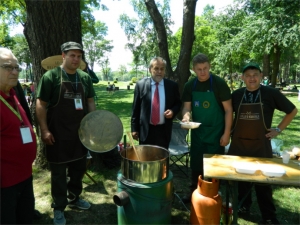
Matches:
[41,130,55,145]
[266,128,280,140]
[164,109,173,119]
[132,132,139,141]
[220,133,230,147]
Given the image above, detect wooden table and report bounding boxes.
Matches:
[203,154,300,224]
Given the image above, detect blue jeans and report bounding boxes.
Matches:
[0,176,34,224]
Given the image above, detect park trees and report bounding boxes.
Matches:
[11,34,32,81]
[83,21,113,71]
[120,0,197,93]
[217,0,300,86]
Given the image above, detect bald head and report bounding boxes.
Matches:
[0,47,17,61]
[0,47,19,94]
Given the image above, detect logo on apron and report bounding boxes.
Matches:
[239,111,260,120]
[194,101,200,107]
[202,101,210,108]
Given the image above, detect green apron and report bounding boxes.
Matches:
[190,76,225,171]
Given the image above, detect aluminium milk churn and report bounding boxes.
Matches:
[190,175,222,225]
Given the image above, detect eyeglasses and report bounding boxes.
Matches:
[0,65,22,72]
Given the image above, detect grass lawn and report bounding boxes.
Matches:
[33,81,300,224]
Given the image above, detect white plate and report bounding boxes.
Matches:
[180,122,201,129]
[259,164,286,177]
[232,162,258,175]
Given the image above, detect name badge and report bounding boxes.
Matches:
[20,126,33,144]
[74,98,83,110]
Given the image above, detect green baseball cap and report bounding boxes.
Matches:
[61,41,84,53]
[242,62,261,73]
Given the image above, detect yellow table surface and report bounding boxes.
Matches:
[204,154,300,186]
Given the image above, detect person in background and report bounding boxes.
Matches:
[228,63,297,225]
[131,56,181,149]
[35,42,96,225]
[181,53,232,203]
[263,76,269,86]
[0,47,37,224]
[83,61,99,84]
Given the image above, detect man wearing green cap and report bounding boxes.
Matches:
[228,62,298,225]
[36,41,96,225]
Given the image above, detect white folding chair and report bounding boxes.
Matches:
[168,122,190,177]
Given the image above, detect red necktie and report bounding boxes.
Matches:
[151,82,160,125]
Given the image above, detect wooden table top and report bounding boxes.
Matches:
[203,154,300,186]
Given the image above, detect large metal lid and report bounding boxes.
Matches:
[78,110,123,153]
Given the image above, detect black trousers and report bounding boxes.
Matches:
[140,124,169,149]
[238,181,277,220]
[49,156,86,211]
[0,176,34,224]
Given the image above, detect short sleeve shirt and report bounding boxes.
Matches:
[181,75,231,110]
[36,67,95,108]
[231,86,296,128]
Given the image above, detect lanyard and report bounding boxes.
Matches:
[0,95,23,124]
[244,89,260,103]
[62,69,78,92]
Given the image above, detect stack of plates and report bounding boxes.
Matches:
[232,162,286,177]
[180,122,201,129]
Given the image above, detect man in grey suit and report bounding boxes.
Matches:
[131,57,181,149]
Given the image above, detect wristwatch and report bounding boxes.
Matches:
[274,127,282,133]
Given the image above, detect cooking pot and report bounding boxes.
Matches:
[120,145,169,183]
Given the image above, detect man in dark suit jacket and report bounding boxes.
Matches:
[131,57,181,149]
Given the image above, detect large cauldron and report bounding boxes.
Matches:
[120,145,169,183]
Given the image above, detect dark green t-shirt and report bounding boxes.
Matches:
[181,75,231,110]
[36,67,95,108]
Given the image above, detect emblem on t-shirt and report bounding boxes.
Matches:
[194,101,200,107]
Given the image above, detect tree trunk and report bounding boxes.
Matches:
[174,0,197,95]
[263,53,270,81]
[271,44,281,87]
[144,0,172,78]
[144,0,197,95]
[24,0,83,169]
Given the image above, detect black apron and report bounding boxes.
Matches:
[46,69,87,163]
[228,90,272,158]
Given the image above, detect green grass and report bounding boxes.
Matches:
[32,82,300,225]
[272,95,300,150]
[93,81,135,135]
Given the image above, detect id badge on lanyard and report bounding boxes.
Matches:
[20,126,33,144]
[0,95,33,144]
[74,98,83,110]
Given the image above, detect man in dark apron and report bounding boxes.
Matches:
[228,63,297,225]
[181,53,233,203]
[36,42,96,225]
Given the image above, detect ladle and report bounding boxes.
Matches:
[126,131,141,161]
